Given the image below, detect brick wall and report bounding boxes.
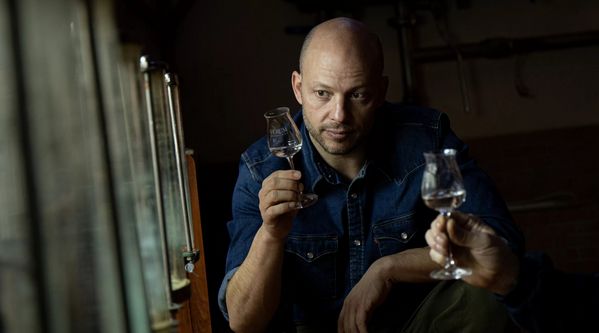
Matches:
[467,125,599,273]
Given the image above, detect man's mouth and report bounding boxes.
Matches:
[323,128,352,140]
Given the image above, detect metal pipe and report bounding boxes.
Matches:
[8,0,50,330]
[392,1,416,104]
[454,50,472,114]
[413,30,599,63]
[507,192,575,213]
[140,55,174,307]
[164,72,197,272]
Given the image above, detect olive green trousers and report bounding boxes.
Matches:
[296,281,521,333]
[396,280,520,333]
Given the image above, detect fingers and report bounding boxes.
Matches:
[338,303,368,333]
[337,306,351,333]
[357,315,368,332]
[445,217,468,246]
[425,216,448,249]
[427,212,497,264]
[438,211,496,245]
[429,246,446,266]
[444,211,471,229]
[266,188,300,205]
[338,292,366,333]
[260,170,302,192]
[446,212,495,235]
[431,214,447,231]
[261,201,301,219]
[425,223,450,264]
[446,217,492,250]
[259,170,303,219]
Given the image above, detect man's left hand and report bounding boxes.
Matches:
[337,258,393,333]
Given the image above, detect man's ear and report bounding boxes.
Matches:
[291,71,303,105]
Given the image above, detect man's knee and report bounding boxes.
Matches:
[401,281,520,333]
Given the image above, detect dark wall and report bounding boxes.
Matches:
[175,0,599,165]
[168,0,599,330]
[468,125,599,273]
[194,161,237,332]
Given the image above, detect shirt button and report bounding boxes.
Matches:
[306,252,314,259]
[350,192,358,199]
[353,239,361,246]
[401,232,408,240]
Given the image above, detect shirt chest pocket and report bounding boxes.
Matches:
[284,234,338,300]
[372,213,419,257]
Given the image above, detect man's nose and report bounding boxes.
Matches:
[331,96,348,122]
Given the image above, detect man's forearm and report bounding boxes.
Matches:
[376,247,440,284]
[226,226,286,333]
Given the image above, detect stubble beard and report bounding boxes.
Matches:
[304,119,363,156]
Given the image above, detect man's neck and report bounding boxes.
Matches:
[316,145,366,181]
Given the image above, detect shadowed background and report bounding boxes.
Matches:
[125,0,599,330]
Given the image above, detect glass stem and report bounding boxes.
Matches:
[444,253,456,269]
[286,156,303,205]
[286,156,295,170]
[441,210,456,269]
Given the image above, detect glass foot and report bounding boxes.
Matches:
[430,265,472,280]
[299,193,318,208]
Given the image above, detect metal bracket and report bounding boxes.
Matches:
[182,249,200,273]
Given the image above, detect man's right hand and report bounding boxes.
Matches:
[425,212,520,295]
[258,169,303,240]
[226,169,303,332]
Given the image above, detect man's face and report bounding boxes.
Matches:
[292,46,386,157]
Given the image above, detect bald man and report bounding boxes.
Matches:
[219,17,523,332]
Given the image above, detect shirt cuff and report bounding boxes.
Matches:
[218,266,240,322]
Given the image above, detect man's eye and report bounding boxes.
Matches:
[316,90,329,98]
[351,92,365,99]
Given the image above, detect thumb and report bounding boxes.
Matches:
[446,217,490,250]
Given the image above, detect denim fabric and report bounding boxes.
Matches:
[218,103,524,329]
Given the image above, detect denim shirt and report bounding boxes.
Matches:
[218,103,524,329]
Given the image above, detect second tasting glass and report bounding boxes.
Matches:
[264,107,318,208]
[421,148,472,280]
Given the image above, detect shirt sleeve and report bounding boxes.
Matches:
[217,266,239,322]
[224,158,264,272]
[218,157,264,320]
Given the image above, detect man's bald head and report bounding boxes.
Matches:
[298,17,384,76]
